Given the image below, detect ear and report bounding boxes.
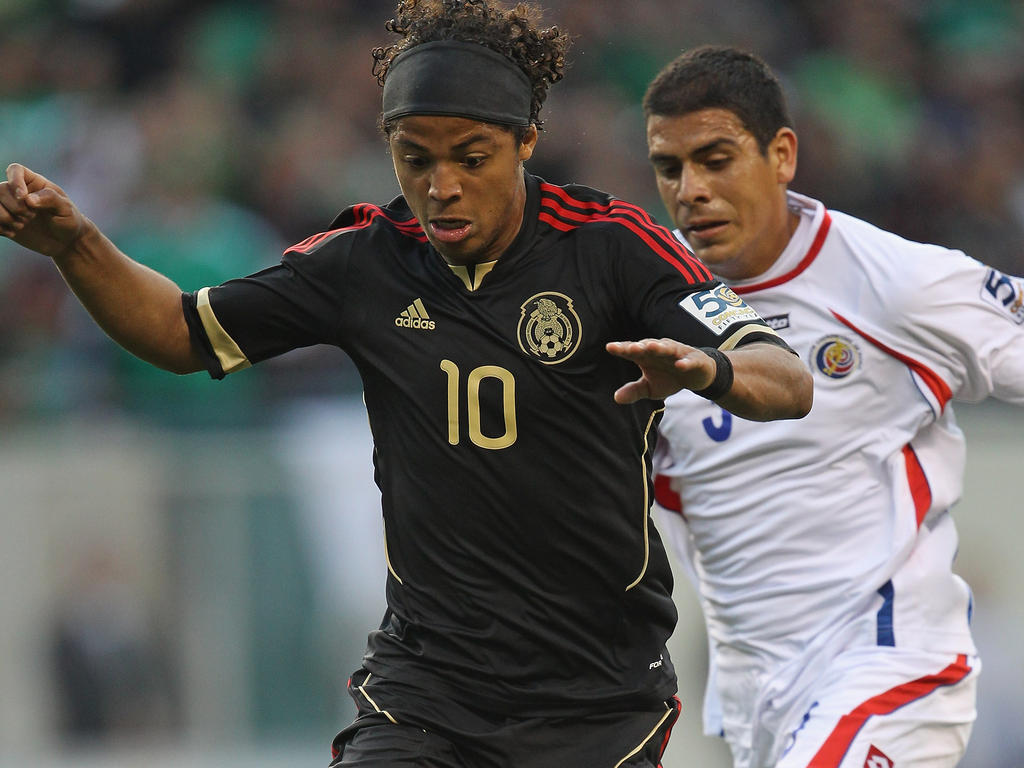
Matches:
[770,127,797,185]
[518,125,539,162]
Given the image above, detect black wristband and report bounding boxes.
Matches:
[693,347,734,401]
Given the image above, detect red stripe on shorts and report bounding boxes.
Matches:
[806,654,971,767]
[657,696,683,765]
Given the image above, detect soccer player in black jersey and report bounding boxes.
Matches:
[0,1,811,765]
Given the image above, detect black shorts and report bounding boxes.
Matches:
[329,667,682,768]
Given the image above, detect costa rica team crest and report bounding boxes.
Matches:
[517,292,581,364]
[810,334,861,379]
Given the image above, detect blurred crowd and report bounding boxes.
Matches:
[2,0,1023,425]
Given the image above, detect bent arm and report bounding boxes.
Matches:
[1,163,202,374]
[606,339,812,421]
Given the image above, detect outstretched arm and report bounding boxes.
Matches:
[0,163,202,374]
[606,338,812,421]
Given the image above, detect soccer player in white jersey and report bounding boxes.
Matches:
[643,45,1024,768]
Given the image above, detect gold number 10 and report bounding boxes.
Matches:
[440,360,518,450]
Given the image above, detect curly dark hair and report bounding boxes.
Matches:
[643,45,793,156]
[372,0,570,134]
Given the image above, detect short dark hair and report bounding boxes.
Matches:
[373,0,570,138]
[643,45,792,155]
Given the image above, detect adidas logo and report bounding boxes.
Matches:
[395,298,436,330]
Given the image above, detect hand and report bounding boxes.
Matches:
[606,338,716,404]
[0,163,88,260]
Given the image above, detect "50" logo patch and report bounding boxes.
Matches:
[679,284,760,335]
[981,268,1024,324]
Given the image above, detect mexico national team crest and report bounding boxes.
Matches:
[810,334,861,379]
[517,292,581,364]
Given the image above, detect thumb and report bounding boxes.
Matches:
[613,377,650,405]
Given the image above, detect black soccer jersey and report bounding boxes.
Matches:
[182,173,784,717]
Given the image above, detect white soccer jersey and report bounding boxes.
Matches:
[654,191,1024,766]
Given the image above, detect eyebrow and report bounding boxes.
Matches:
[649,137,739,162]
[393,133,496,152]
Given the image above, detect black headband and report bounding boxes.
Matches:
[382,40,532,126]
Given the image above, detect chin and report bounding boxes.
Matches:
[690,245,724,267]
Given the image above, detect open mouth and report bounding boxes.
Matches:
[430,219,472,244]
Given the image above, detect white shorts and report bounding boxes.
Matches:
[764,648,979,768]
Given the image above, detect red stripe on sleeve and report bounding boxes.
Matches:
[807,654,971,767]
[902,444,932,528]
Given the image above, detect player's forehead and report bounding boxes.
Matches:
[646,107,755,157]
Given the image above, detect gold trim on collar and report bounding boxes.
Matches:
[449,260,498,291]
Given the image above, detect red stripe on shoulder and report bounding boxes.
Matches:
[538,183,713,284]
[611,199,714,282]
[540,181,607,209]
[284,205,426,255]
[284,227,358,256]
[355,204,427,240]
[540,182,691,257]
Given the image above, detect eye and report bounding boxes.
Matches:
[704,154,731,171]
[463,155,487,169]
[402,155,428,169]
[653,161,680,179]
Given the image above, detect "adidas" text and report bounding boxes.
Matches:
[395,299,436,330]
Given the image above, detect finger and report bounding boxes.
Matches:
[0,219,25,237]
[606,339,663,361]
[606,340,639,357]
[5,163,29,199]
[0,206,33,227]
[6,163,63,197]
[0,191,32,238]
[0,181,31,218]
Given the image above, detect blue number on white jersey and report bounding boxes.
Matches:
[702,407,733,442]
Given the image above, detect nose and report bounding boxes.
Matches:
[429,163,462,202]
[676,166,710,208]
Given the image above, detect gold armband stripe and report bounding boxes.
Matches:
[196,287,251,374]
[718,322,780,352]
